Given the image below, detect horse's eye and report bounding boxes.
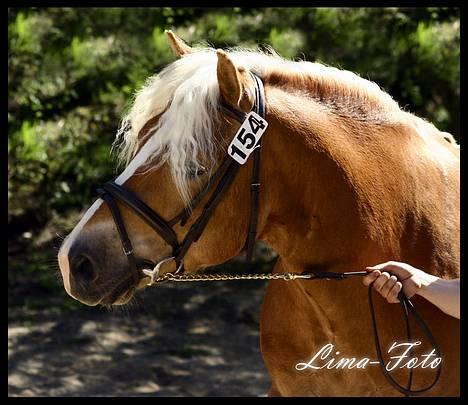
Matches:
[187,164,207,179]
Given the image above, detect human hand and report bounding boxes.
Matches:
[362,261,434,303]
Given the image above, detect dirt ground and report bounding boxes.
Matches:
[8,250,273,397]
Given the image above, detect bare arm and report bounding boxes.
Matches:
[417,277,459,319]
[362,261,459,319]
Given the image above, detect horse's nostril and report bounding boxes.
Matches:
[71,254,97,283]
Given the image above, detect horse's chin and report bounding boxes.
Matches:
[74,297,101,307]
[98,274,151,306]
[92,273,143,306]
[136,276,151,290]
[109,291,134,306]
[99,287,135,306]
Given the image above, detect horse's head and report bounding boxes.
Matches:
[58,32,262,306]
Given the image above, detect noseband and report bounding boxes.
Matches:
[97,72,267,280]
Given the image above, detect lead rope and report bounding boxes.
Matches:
[368,281,442,396]
[148,269,441,396]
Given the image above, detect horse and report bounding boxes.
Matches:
[58,31,460,396]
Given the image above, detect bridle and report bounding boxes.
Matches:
[96,72,442,396]
[97,72,267,279]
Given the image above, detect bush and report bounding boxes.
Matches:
[8,7,460,238]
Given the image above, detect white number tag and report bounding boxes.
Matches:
[228,111,268,164]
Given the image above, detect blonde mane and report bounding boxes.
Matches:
[113,47,401,204]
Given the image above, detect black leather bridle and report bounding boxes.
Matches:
[96,72,442,396]
[97,72,266,277]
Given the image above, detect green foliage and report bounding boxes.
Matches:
[268,28,304,59]
[8,7,460,244]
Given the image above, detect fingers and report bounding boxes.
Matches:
[366,261,413,281]
[372,272,391,292]
[380,274,397,296]
[366,271,403,304]
[362,270,380,286]
[363,261,423,303]
[378,274,398,301]
[387,281,403,303]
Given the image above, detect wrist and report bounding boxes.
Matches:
[416,272,440,299]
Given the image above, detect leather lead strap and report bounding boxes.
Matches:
[308,269,442,396]
[368,283,442,396]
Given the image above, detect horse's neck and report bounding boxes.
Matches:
[257,91,373,269]
[257,87,459,278]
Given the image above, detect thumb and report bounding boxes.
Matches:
[366,263,387,272]
[367,262,413,281]
[383,265,413,281]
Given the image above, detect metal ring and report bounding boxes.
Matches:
[141,256,180,285]
[174,260,184,275]
[123,248,133,256]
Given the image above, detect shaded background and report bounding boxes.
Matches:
[8,7,460,396]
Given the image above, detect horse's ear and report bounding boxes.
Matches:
[216,49,245,109]
[166,30,194,57]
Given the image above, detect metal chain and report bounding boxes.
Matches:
[152,271,315,284]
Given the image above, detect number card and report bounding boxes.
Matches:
[228,111,268,164]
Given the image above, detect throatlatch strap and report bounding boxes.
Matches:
[245,73,266,261]
[175,71,267,266]
[168,155,234,227]
[175,159,241,263]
